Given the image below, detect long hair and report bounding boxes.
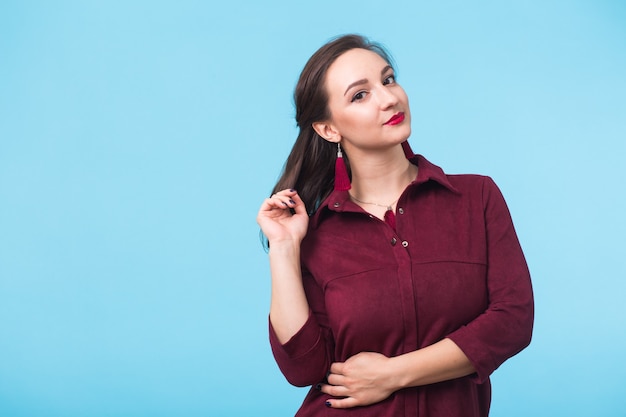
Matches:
[270,34,394,214]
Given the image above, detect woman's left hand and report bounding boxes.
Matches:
[319,352,398,408]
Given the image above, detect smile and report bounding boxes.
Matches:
[384,112,405,126]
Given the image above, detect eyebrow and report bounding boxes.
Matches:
[343,65,393,96]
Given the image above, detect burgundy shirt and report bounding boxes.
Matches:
[269,155,534,417]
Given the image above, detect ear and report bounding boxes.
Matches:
[312,121,341,143]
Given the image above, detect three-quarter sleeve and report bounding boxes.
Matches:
[268,269,334,387]
[446,177,534,383]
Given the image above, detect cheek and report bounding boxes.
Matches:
[336,109,372,132]
[399,89,410,107]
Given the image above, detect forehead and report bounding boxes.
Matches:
[325,48,389,87]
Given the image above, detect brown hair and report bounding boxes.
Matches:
[270,34,394,214]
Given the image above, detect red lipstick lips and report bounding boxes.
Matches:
[384,112,405,126]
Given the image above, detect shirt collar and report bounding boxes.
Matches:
[410,154,459,193]
[310,154,459,228]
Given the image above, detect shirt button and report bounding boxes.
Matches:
[333,202,340,207]
[398,207,404,214]
[391,237,397,246]
[402,241,409,248]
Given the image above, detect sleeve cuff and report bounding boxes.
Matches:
[446,327,497,384]
[268,311,330,387]
[269,311,323,359]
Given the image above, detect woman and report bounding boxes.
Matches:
[257,34,533,417]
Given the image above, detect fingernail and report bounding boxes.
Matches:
[290,189,296,192]
[282,202,288,206]
[315,383,321,391]
[289,199,295,204]
[325,401,332,408]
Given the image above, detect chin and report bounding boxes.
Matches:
[398,126,412,142]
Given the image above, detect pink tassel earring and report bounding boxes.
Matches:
[334,143,351,191]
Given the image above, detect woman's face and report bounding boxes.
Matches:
[317,48,411,154]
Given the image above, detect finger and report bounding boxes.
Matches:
[329,362,345,375]
[325,372,346,387]
[288,192,308,215]
[272,188,298,199]
[317,382,349,398]
[267,194,297,209]
[325,397,360,409]
[258,197,288,214]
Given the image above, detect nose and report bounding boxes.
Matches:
[376,85,399,109]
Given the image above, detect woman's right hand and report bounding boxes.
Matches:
[257,189,309,245]
[259,189,311,343]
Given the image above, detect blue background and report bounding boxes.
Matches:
[1,1,625,416]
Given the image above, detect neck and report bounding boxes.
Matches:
[348,145,417,204]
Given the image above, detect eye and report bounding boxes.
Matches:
[383,74,396,85]
[351,91,367,102]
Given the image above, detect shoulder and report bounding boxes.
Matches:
[446,173,498,191]
[412,154,501,195]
